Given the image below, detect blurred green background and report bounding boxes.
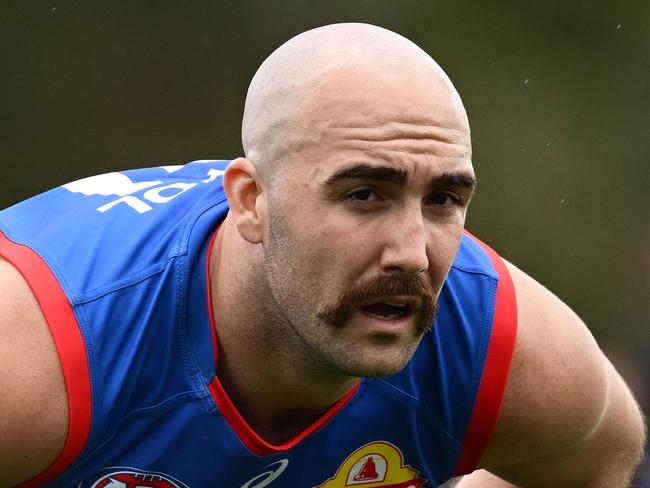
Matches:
[2,0,649,478]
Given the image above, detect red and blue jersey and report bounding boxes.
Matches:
[0,160,517,488]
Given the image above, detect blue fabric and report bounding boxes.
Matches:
[0,160,500,488]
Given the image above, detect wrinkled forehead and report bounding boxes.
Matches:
[295,63,466,132]
[285,62,472,160]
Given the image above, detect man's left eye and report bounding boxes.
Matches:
[429,192,461,206]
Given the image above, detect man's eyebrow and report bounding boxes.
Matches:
[320,163,476,193]
[321,164,408,188]
[435,173,477,193]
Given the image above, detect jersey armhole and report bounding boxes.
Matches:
[454,233,518,475]
[0,231,92,487]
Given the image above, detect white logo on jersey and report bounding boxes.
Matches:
[159,165,184,173]
[62,164,225,214]
[240,459,289,488]
[63,172,162,197]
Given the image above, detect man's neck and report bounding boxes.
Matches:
[216,357,357,444]
[209,217,357,444]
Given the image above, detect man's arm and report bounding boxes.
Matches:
[462,260,645,487]
[0,257,69,486]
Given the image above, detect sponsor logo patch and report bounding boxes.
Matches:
[316,441,428,487]
[82,467,189,488]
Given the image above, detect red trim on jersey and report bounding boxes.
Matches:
[205,226,220,361]
[454,231,518,475]
[0,231,92,487]
[208,376,360,456]
[204,225,360,456]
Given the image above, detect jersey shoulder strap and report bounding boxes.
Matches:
[387,231,517,477]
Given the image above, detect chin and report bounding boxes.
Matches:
[335,348,417,378]
[311,329,424,379]
[354,365,409,379]
[348,363,410,379]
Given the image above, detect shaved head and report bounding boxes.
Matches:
[223,23,475,381]
[241,23,470,184]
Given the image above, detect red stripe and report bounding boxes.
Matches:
[205,226,221,363]
[0,231,92,486]
[204,225,360,455]
[455,232,518,475]
[208,376,359,456]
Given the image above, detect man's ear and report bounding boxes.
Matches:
[223,158,267,244]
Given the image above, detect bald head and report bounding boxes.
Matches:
[241,23,470,183]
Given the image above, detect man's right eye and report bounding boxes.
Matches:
[345,188,382,203]
[349,189,374,200]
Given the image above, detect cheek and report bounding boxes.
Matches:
[426,226,464,283]
[320,217,382,256]
[295,220,376,291]
[274,213,334,276]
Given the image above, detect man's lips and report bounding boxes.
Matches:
[357,295,421,321]
[358,295,422,310]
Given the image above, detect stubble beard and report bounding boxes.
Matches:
[263,206,439,378]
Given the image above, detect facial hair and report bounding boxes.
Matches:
[317,272,439,334]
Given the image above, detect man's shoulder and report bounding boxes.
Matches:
[477,261,646,486]
[0,257,68,486]
[0,160,233,485]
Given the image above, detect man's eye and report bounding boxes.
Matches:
[429,192,461,206]
[346,189,381,202]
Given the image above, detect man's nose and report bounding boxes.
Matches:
[379,207,429,275]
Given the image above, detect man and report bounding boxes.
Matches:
[0,23,644,488]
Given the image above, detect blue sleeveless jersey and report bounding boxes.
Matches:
[0,160,517,488]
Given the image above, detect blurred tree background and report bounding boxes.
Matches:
[1,0,649,480]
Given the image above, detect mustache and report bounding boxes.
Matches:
[318,273,438,333]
